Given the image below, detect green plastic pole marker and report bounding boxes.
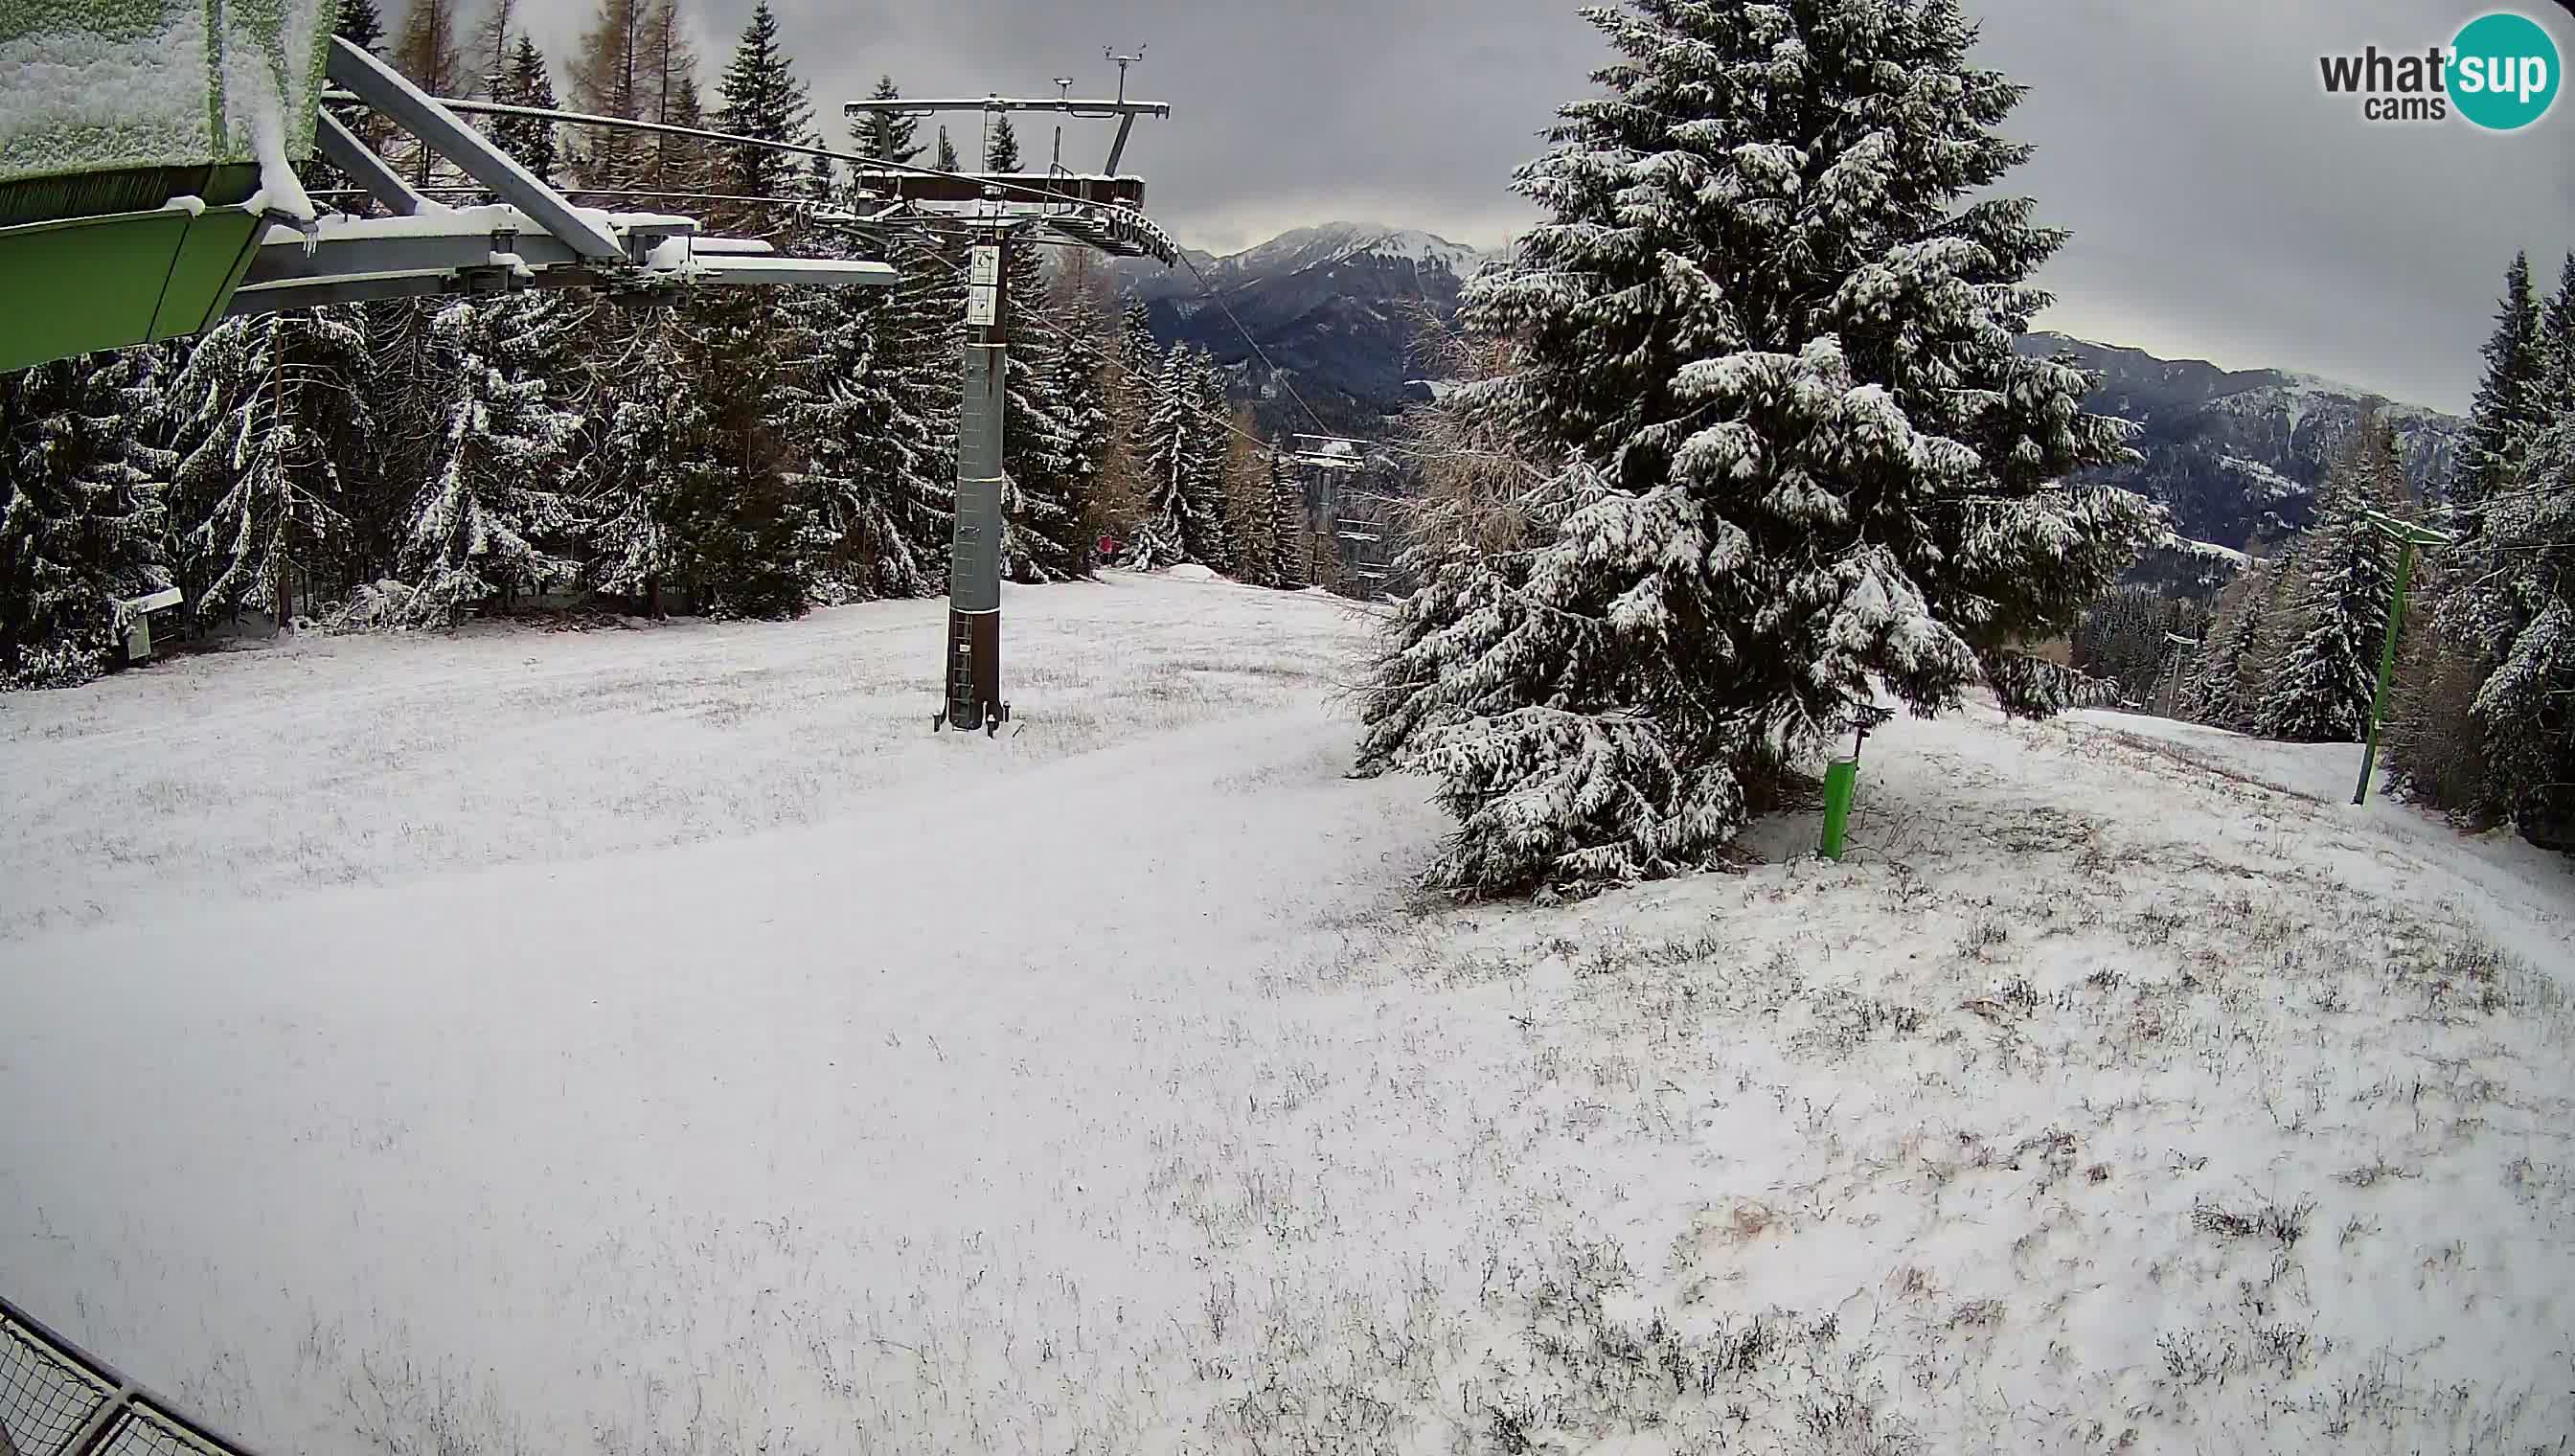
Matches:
[2353,541,2417,808]
[1821,759,1858,861]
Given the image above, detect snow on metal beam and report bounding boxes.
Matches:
[842,96,1171,120]
[314,112,440,218]
[229,207,890,319]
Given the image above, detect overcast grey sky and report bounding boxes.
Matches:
[515,0,2575,411]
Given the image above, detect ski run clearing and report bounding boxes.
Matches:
[4,572,2571,1456]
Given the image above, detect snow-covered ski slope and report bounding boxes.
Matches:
[3,572,2569,1456]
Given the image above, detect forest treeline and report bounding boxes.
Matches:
[0,0,1333,687]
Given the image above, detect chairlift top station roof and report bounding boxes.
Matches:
[0,0,335,371]
[0,2,900,374]
[0,0,332,216]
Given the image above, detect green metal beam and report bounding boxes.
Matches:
[0,201,262,373]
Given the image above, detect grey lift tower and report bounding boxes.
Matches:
[844,61,1176,737]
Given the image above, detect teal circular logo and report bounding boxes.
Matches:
[2450,11,2562,130]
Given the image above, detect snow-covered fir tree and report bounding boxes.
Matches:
[583,302,714,614]
[934,126,959,171]
[2461,253,2575,834]
[984,114,1022,172]
[2452,253,2544,537]
[710,0,811,230]
[874,231,966,583]
[490,35,564,188]
[170,311,373,627]
[682,293,809,618]
[998,234,1086,583]
[359,294,445,571]
[399,295,583,626]
[1179,350,1237,574]
[1354,0,2155,894]
[1125,345,1202,571]
[2255,418,2403,742]
[772,220,930,602]
[1049,266,1116,569]
[0,351,174,685]
[2182,559,2271,731]
[1269,448,1310,589]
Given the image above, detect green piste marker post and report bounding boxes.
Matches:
[2352,512,2457,808]
[1820,759,1858,860]
[1819,721,1876,861]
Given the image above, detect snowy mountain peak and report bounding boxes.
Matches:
[1223,222,1493,280]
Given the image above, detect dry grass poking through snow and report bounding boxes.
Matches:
[1217,707,2575,1455]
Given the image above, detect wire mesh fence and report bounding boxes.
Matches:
[0,1296,258,1456]
[0,1308,114,1456]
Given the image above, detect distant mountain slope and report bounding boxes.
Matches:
[2015,332,2466,552]
[1117,229,2467,549]
[1117,224,1498,434]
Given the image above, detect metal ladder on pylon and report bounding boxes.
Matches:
[942,613,979,731]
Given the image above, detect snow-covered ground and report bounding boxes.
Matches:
[3,573,2569,1456]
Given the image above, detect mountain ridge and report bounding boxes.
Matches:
[1117,225,2466,555]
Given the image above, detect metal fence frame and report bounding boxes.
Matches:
[1,1293,260,1456]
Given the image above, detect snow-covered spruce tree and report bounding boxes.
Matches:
[490,35,564,188]
[2255,418,2404,742]
[399,295,583,626]
[581,303,714,614]
[2463,252,2575,839]
[999,234,1086,583]
[2452,253,2545,540]
[666,287,809,619]
[170,311,373,628]
[358,291,446,571]
[1124,345,1199,570]
[773,220,929,602]
[1270,448,1310,589]
[710,0,811,232]
[1180,350,1238,573]
[1049,264,1116,570]
[877,230,965,584]
[2181,560,2267,730]
[0,351,175,685]
[985,114,1022,172]
[1355,0,2156,895]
